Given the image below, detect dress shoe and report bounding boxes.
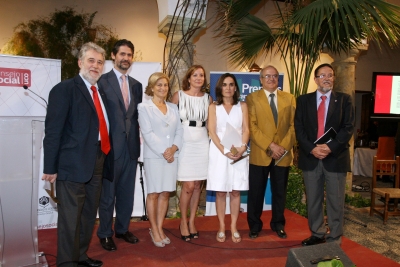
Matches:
[99,237,116,251]
[78,257,103,267]
[115,231,139,244]
[249,231,259,239]
[301,236,326,246]
[274,229,287,239]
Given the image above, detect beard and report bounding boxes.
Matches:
[318,86,332,93]
[80,68,101,85]
[117,60,131,71]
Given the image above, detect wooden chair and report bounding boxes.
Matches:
[370,156,400,224]
[376,136,395,158]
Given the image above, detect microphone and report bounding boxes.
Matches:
[23,85,48,106]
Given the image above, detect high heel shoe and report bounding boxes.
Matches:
[189,223,199,239]
[162,235,171,245]
[149,229,165,248]
[179,224,191,242]
[189,232,199,239]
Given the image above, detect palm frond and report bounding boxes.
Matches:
[213,0,400,96]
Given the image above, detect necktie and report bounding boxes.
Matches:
[269,94,278,126]
[317,95,327,139]
[121,75,129,110]
[90,86,110,155]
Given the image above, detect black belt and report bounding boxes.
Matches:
[188,121,206,127]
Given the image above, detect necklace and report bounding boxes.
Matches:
[152,100,165,107]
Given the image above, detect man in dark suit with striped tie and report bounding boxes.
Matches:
[97,39,143,251]
[295,63,355,246]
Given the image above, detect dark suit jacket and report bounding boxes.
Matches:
[98,70,143,161]
[294,90,355,172]
[43,75,113,183]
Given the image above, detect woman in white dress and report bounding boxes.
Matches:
[207,73,249,243]
[171,65,211,241]
[138,72,183,247]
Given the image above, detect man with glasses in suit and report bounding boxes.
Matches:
[246,65,296,240]
[42,42,111,267]
[295,63,354,246]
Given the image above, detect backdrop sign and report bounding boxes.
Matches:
[205,71,284,216]
[209,71,284,101]
[0,67,31,87]
[103,61,162,217]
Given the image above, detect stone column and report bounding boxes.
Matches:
[327,44,368,195]
[157,0,208,94]
[158,18,198,93]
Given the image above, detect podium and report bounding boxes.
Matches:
[0,117,47,266]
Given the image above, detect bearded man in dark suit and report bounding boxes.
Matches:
[97,39,143,251]
[42,42,112,267]
[295,63,355,246]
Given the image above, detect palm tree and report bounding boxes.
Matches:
[2,7,118,80]
[214,0,400,97]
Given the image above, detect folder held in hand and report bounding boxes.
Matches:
[314,127,337,144]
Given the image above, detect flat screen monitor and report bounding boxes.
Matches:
[371,72,400,120]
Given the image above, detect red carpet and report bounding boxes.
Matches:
[39,210,399,266]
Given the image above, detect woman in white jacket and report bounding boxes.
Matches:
[138,72,183,247]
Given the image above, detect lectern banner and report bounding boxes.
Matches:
[0,55,61,116]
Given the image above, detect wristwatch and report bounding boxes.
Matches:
[266,146,273,157]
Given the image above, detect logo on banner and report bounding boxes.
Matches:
[0,67,31,87]
[39,196,50,207]
[38,195,57,217]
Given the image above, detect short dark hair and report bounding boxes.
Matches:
[182,65,207,92]
[215,73,240,105]
[112,39,134,57]
[314,63,334,77]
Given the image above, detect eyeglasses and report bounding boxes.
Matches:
[262,74,278,80]
[316,74,334,79]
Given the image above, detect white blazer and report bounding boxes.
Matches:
[138,101,183,159]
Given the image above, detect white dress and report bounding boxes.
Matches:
[207,102,249,192]
[177,91,209,181]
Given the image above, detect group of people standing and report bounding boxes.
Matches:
[41,37,354,267]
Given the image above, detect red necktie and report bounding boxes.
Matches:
[317,95,327,139]
[90,86,110,154]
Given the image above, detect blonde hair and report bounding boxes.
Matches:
[145,72,170,97]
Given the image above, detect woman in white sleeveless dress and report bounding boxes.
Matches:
[207,73,249,243]
[171,65,211,241]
